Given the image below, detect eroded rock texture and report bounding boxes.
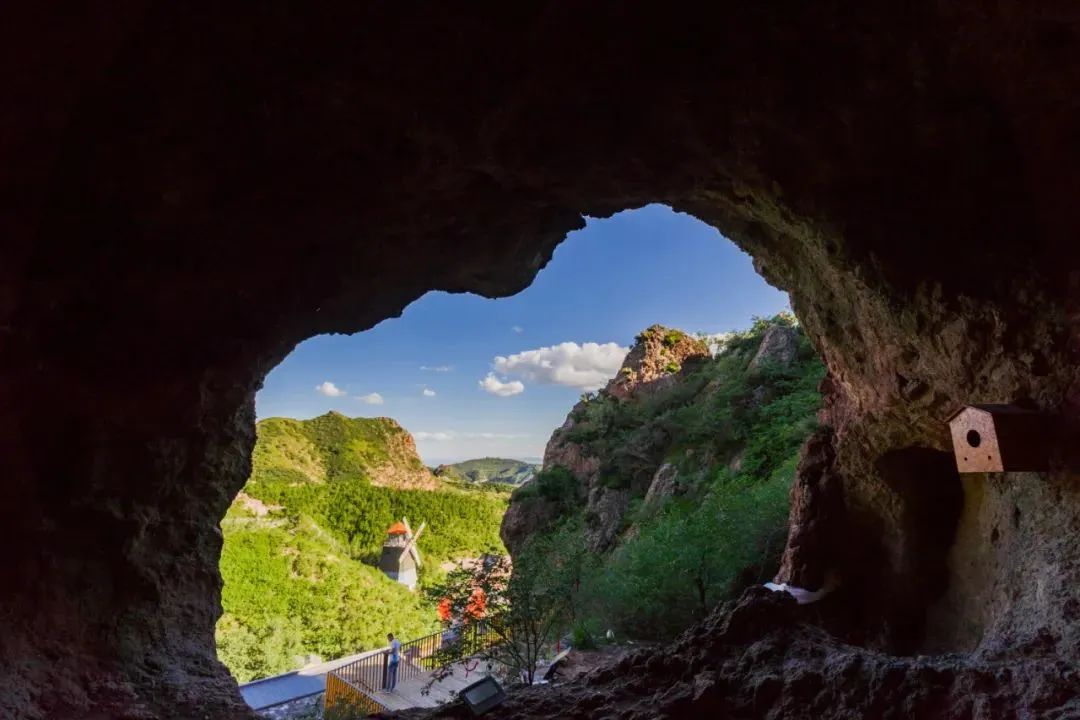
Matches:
[4,2,1080,718]
[412,589,1078,720]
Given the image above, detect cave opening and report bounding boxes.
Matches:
[219,204,807,701]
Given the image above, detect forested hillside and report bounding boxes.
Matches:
[217,413,507,682]
[502,315,824,642]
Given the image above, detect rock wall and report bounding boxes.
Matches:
[4,3,1080,717]
[502,326,710,554]
[417,589,1078,720]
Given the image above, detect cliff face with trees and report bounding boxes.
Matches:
[502,317,825,639]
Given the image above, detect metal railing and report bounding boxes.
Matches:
[325,672,389,717]
[325,624,494,716]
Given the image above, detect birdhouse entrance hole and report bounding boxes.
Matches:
[947,404,1051,473]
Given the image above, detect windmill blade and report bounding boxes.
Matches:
[401,523,426,566]
[402,517,413,537]
[401,537,422,566]
[411,523,425,566]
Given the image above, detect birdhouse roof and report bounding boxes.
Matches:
[946,403,1034,422]
[387,521,408,535]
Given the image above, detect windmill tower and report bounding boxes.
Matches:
[378,517,425,590]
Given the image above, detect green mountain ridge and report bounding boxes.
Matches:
[217,412,507,682]
[253,412,437,489]
[434,457,540,486]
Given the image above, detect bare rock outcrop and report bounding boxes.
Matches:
[643,463,680,510]
[417,589,1079,720]
[366,420,440,491]
[607,325,710,401]
[499,493,565,559]
[749,323,799,369]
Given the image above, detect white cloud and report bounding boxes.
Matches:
[492,341,629,391]
[420,365,453,372]
[356,392,384,405]
[422,387,437,397]
[479,373,525,397]
[512,326,524,334]
[414,430,528,441]
[415,431,454,441]
[699,332,735,356]
[315,381,346,397]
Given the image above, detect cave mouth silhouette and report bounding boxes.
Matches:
[219,204,794,686]
[6,4,1080,718]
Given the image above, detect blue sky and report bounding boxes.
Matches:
[256,205,790,465]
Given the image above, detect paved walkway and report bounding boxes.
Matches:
[367,659,493,711]
[239,648,384,711]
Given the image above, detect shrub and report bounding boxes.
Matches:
[582,461,793,640]
[662,329,684,347]
[571,622,598,650]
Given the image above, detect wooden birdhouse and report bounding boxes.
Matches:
[947,404,1051,473]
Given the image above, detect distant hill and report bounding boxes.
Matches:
[253,411,438,490]
[434,457,540,486]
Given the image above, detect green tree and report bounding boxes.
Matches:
[428,524,588,685]
[588,464,792,640]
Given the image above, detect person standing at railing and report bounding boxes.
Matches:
[384,633,402,692]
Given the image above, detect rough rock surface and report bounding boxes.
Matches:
[5,3,1080,717]
[582,485,631,552]
[643,463,681,510]
[365,421,440,491]
[499,492,566,560]
[607,326,711,401]
[750,324,800,370]
[409,589,1080,720]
